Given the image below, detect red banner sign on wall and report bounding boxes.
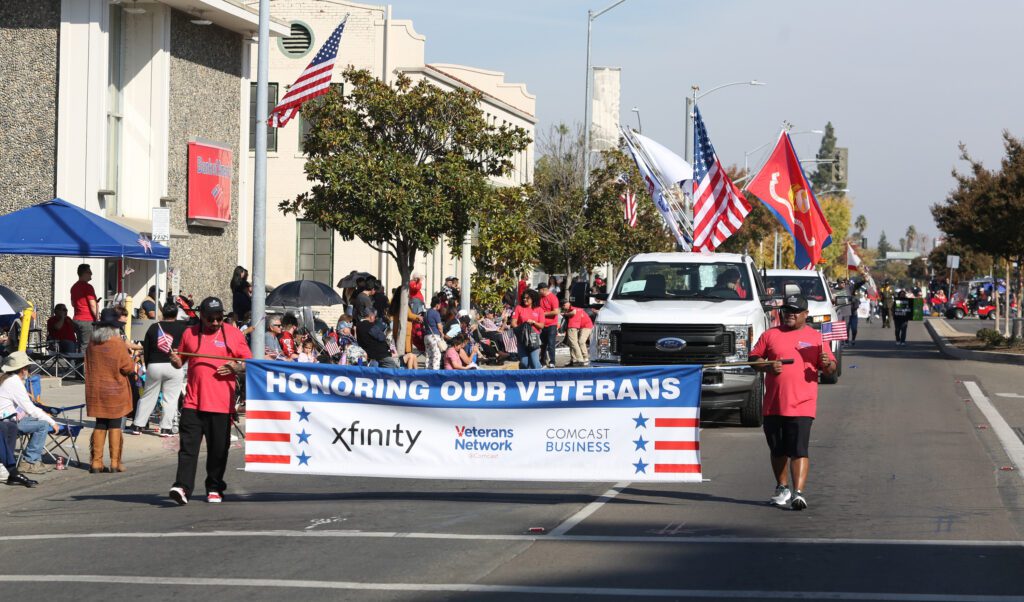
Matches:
[187,140,233,228]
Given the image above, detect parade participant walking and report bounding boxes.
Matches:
[71,263,99,351]
[880,280,895,328]
[84,309,136,473]
[0,352,58,476]
[512,289,544,369]
[424,295,445,370]
[561,299,593,366]
[749,294,836,511]
[893,290,913,345]
[130,303,186,437]
[537,282,560,368]
[168,297,251,505]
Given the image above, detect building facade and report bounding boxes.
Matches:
[239,0,536,305]
[0,0,288,321]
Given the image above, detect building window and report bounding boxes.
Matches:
[249,82,278,152]
[105,4,124,216]
[298,83,342,153]
[279,21,315,58]
[296,220,333,284]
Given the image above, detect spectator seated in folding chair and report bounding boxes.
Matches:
[0,352,59,474]
[1,418,37,487]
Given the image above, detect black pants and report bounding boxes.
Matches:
[540,325,558,366]
[894,318,909,343]
[0,420,19,469]
[173,408,231,496]
[93,417,124,430]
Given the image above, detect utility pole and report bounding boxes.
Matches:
[250,0,270,358]
[582,0,626,208]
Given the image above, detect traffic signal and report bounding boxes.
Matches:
[832,147,848,184]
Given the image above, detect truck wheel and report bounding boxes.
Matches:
[739,375,764,427]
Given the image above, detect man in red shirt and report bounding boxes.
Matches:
[167,297,252,505]
[537,282,560,368]
[750,294,836,511]
[561,299,593,367]
[70,263,98,351]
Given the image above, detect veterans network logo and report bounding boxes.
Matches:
[454,425,514,451]
[630,412,701,475]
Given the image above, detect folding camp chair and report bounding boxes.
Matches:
[16,377,86,468]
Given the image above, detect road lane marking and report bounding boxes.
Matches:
[995,393,1024,399]
[964,381,1024,480]
[548,480,628,536]
[2,530,1024,548]
[0,574,1019,600]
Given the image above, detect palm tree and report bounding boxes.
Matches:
[854,214,867,235]
[905,225,917,252]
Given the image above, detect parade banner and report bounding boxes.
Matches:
[244,361,703,482]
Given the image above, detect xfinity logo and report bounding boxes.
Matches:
[332,421,421,454]
[655,337,687,352]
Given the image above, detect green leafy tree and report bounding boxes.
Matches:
[877,230,893,255]
[471,186,539,309]
[854,214,868,237]
[810,122,838,190]
[818,194,852,278]
[928,238,990,281]
[908,257,929,282]
[905,225,918,252]
[532,123,586,276]
[281,68,530,344]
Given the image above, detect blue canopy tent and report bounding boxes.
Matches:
[0,198,169,260]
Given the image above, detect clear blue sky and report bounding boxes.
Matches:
[390,0,1024,247]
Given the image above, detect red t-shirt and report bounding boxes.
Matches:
[179,324,252,414]
[566,307,593,329]
[47,316,76,342]
[750,325,835,418]
[540,293,560,327]
[513,305,544,333]
[279,331,296,358]
[517,280,528,305]
[70,281,97,321]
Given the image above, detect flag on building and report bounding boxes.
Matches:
[268,17,348,128]
[156,324,174,354]
[746,131,833,269]
[619,189,638,228]
[691,107,751,251]
[847,242,863,272]
[821,320,848,342]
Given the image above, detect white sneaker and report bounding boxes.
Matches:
[169,486,188,506]
[0,464,8,480]
[769,485,791,507]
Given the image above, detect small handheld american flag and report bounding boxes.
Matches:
[156,324,174,354]
[324,337,342,358]
[821,320,848,342]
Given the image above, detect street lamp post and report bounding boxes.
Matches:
[742,129,823,180]
[631,106,642,133]
[583,0,627,205]
[684,81,766,166]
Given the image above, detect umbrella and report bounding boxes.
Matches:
[266,279,344,307]
[0,285,30,316]
[337,271,375,288]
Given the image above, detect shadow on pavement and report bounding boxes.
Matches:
[619,486,768,509]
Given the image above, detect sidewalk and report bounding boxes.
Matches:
[924,317,1024,366]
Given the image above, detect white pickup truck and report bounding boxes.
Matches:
[589,252,775,426]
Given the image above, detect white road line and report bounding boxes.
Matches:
[548,480,629,536]
[995,393,1024,399]
[964,381,1024,481]
[0,575,1018,600]
[2,530,1023,548]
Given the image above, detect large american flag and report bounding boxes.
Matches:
[268,17,348,128]
[691,106,751,251]
[619,189,638,228]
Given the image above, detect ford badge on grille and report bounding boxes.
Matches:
[655,337,687,352]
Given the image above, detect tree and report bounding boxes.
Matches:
[908,257,929,282]
[281,68,530,346]
[810,122,838,191]
[854,214,868,237]
[531,123,586,276]
[905,225,918,253]
[877,231,893,256]
[818,194,852,278]
[928,238,989,282]
[470,186,539,309]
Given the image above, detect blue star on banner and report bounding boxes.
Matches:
[633,413,649,428]
[297,451,311,466]
[633,436,648,451]
[297,407,311,422]
[296,429,311,444]
[633,458,648,474]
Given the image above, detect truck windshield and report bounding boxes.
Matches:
[614,262,752,301]
[764,275,827,301]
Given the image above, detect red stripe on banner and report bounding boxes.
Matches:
[654,418,699,427]
[245,454,291,464]
[654,463,702,473]
[247,410,291,420]
[247,432,291,442]
[654,441,700,451]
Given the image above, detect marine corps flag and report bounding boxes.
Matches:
[746,131,832,269]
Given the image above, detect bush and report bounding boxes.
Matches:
[976,328,1005,347]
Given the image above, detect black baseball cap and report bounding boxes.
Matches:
[199,296,225,315]
[781,294,808,312]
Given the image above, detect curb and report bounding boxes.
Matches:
[924,319,1024,366]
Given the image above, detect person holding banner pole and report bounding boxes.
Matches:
[749,294,835,511]
[512,289,544,369]
[167,297,251,505]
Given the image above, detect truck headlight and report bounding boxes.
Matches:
[725,324,753,362]
[593,323,620,361]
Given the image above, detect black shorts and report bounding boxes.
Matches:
[763,415,813,458]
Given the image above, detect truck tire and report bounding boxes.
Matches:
[740,374,764,427]
[821,345,841,384]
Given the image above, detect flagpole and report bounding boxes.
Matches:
[620,127,692,249]
[250,0,270,359]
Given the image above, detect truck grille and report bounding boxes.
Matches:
[617,324,734,365]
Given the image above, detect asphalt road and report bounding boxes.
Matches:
[3,320,1024,601]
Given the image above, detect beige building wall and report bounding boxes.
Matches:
[241,0,535,310]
